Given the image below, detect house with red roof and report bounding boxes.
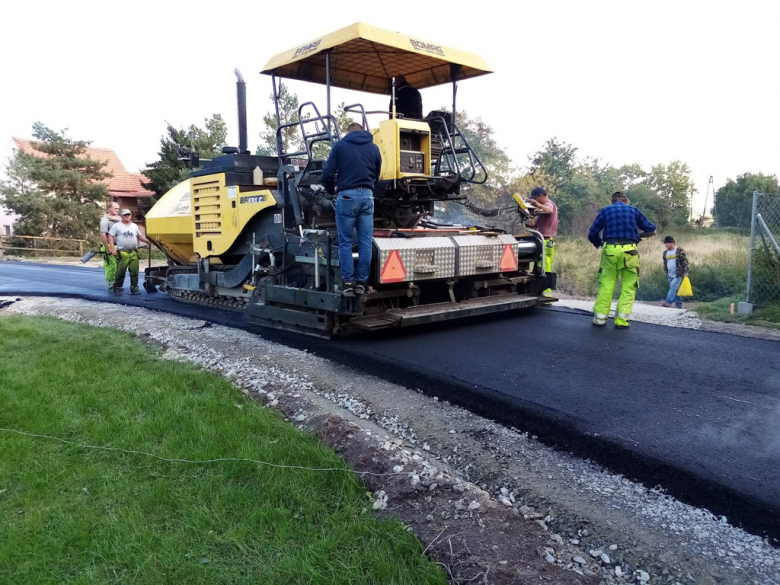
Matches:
[1,138,153,235]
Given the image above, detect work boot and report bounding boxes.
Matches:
[112,287,123,295]
[341,282,355,297]
[615,323,631,329]
[354,282,366,295]
[662,302,672,308]
[130,288,141,296]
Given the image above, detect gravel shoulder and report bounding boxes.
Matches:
[554,296,780,342]
[2,296,779,585]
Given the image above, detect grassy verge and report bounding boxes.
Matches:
[554,230,749,302]
[694,298,780,331]
[0,316,446,585]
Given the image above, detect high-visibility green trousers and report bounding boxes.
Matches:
[101,244,117,289]
[537,238,555,297]
[593,243,640,326]
[113,250,139,291]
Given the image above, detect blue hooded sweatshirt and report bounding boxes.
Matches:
[322,130,383,195]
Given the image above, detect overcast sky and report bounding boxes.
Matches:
[1,0,778,212]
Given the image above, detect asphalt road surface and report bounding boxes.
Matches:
[2,261,779,541]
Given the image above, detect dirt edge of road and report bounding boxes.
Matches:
[2,297,778,585]
[554,295,780,342]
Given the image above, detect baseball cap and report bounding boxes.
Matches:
[529,187,547,199]
[663,236,675,244]
[120,209,132,216]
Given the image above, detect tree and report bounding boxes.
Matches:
[434,110,525,229]
[455,110,512,203]
[256,84,353,158]
[529,138,578,188]
[1,123,110,243]
[526,141,697,234]
[528,139,609,235]
[616,163,647,188]
[625,184,668,228]
[715,172,780,228]
[644,161,696,227]
[257,84,303,156]
[142,114,227,199]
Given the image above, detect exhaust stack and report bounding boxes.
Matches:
[235,68,248,153]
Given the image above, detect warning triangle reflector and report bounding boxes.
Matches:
[380,249,407,283]
[499,244,518,272]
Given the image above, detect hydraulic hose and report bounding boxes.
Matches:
[312,192,334,211]
[523,218,546,277]
[455,197,502,217]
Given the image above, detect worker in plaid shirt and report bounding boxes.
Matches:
[588,191,657,328]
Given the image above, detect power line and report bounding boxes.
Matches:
[0,427,406,477]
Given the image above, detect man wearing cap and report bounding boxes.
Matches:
[99,201,121,290]
[527,186,558,298]
[588,191,657,328]
[108,209,151,295]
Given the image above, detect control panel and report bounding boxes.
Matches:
[373,119,432,180]
[400,150,425,173]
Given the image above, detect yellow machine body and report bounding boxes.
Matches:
[190,174,275,258]
[145,180,195,265]
[371,119,432,180]
[145,176,275,264]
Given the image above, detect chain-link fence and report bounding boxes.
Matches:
[747,191,780,304]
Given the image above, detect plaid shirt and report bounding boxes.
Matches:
[588,202,657,248]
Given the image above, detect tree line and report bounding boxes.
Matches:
[2,101,776,243]
[449,128,697,235]
[444,118,778,234]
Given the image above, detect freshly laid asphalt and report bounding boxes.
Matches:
[2,261,779,542]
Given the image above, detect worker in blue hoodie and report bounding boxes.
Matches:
[323,122,383,297]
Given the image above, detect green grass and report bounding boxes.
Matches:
[694,298,780,331]
[0,316,446,585]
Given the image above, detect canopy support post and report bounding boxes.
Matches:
[452,81,457,125]
[325,51,331,119]
[272,74,283,156]
[450,64,462,126]
[391,77,396,120]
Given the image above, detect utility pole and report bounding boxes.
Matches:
[701,176,715,227]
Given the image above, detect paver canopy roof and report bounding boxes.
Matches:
[261,23,492,94]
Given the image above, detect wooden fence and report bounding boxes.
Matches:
[0,235,89,259]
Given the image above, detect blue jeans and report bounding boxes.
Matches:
[335,188,374,283]
[666,275,683,307]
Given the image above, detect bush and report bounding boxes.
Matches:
[752,248,780,302]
